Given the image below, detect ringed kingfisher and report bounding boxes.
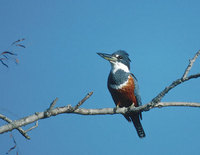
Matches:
[97,50,145,138]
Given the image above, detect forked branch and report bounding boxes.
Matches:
[1,50,200,139]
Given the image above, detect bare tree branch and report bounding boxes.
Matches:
[150,50,200,107]
[0,50,200,139]
[1,100,200,137]
[149,73,200,107]
[0,114,30,139]
[155,102,200,108]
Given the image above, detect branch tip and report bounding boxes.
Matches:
[48,98,59,111]
[182,50,200,79]
[25,121,38,133]
[74,92,93,110]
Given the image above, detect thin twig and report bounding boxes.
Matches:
[47,98,58,112]
[1,38,26,68]
[45,98,59,117]
[6,133,17,154]
[25,121,38,133]
[11,38,25,46]
[74,92,93,110]
[182,50,200,79]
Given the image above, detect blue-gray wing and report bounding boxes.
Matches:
[131,73,142,119]
[131,73,142,107]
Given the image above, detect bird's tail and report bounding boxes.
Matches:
[130,114,146,138]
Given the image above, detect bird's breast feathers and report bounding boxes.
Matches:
[108,75,138,107]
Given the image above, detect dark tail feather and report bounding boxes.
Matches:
[130,114,146,138]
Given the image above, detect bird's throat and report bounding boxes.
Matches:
[111,62,130,74]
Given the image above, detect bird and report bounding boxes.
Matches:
[97,50,145,138]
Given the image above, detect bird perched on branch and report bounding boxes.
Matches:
[97,50,145,138]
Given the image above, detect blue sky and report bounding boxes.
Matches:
[1,0,200,154]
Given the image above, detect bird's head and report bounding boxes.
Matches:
[97,50,131,73]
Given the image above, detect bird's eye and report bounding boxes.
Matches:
[117,55,123,59]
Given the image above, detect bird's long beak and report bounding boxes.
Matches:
[97,53,117,62]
